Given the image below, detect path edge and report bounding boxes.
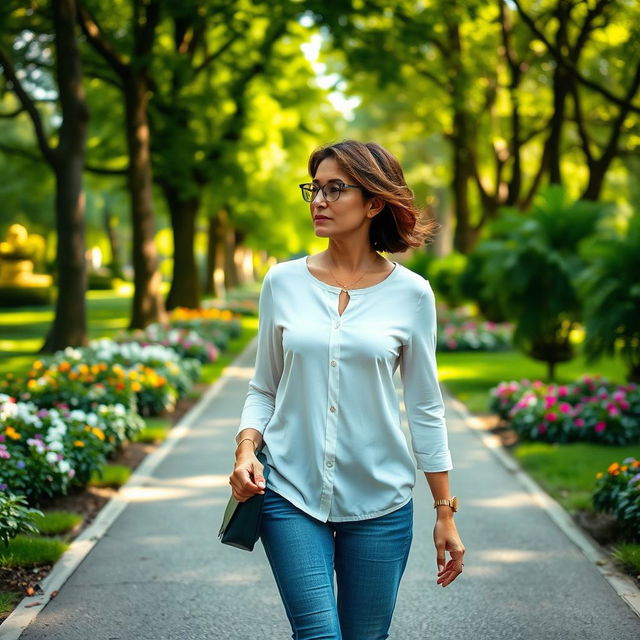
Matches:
[443,387,640,619]
[0,336,258,640]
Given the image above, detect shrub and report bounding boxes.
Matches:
[489,375,640,445]
[593,458,640,541]
[0,493,43,546]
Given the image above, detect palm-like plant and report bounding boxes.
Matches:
[577,215,640,382]
[473,186,609,380]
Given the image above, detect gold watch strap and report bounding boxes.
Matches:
[433,496,458,512]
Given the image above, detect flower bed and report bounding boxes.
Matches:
[489,375,640,445]
[593,457,640,541]
[436,306,512,352]
[0,394,144,503]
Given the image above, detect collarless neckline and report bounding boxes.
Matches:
[303,255,399,295]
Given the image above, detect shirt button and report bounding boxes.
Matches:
[329,406,336,413]
[334,321,341,328]
[330,360,337,367]
[326,461,333,468]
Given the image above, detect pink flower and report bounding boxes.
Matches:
[594,421,606,433]
[607,405,620,417]
[544,412,558,422]
[619,400,629,411]
[538,423,548,434]
[446,339,457,349]
[544,396,556,409]
[557,386,569,397]
[533,380,544,389]
[574,418,585,427]
[559,403,572,414]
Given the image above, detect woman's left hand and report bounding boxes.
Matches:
[433,517,465,587]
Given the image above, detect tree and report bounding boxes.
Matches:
[77,0,166,328]
[0,0,90,352]
[473,185,608,380]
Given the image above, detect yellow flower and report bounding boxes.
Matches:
[27,379,38,390]
[78,364,89,376]
[32,360,43,370]
[73,440,85,447]
[91,427,105,441]
[91,364,101,375]
[131,381,142,392]
[596,472,603,479]
[621,465,628,472]
[5,426,21,440]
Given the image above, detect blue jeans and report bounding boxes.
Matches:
[260,488,413,640]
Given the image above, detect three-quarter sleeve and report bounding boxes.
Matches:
[237,270,283,436]
[400,285,453,472]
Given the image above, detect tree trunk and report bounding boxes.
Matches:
[103,206,124,279]
[124,73,166,329]
[204,213,222,297]
[163,185,201,310]
[41,0,89,353]
[219,208,239,289]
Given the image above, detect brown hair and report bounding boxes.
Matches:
[307,139,439,253]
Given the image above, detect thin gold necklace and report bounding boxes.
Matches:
[327,255,369,293]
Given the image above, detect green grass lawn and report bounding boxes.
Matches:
[437,348,629,415]
[0,289,133,379]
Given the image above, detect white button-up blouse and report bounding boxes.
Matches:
[237,255,453,522]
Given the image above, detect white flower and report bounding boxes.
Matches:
[46,451,59,464]
[48,440,64,452]
[58,460,71,474]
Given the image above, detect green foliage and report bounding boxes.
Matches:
[89,464,131,489]
[0,493,43,547]
[0,534,68,567]
[473,186,609,378]
[593,457,640,541]
[428,252,468,308]
[612,543,640,574]
[512,441,640,513]
[577,215,640,382]
[0,286,53,307]
[29,510,82,536]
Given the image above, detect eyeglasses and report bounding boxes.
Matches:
[298,180,363,203]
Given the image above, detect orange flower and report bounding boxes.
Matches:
[4,426,21,440]
[131,382,142,392]
[78,364,89,376]
[91,364,101,375]
[59,361,71,373]
[621,465,628,472]
[73,440,85,447]
[27,379,38,390]
[91,427,105,441]
[608,462,620,474]
[633,461,640,468]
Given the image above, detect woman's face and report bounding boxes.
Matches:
[309,157,381,239]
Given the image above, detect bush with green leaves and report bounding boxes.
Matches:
[437,306,512,352]
[577,215,640,382]
[428,252,468,309]
[473,185,610,380]
[0,492,43,546]
[593,458,640,541]
[489,375,640,445]
[0,394,144,503]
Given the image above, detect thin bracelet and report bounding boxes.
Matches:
[236,437,257,453]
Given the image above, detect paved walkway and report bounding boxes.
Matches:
[9,339,640,639]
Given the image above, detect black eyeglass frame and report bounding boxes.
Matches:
[298,180,364,203]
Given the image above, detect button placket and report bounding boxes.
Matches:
[320,289,342,516]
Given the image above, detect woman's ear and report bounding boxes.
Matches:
[367,197,385,218]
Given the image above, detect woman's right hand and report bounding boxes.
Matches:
[229,450,266,502]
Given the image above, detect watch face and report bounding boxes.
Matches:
[452,496,459,511]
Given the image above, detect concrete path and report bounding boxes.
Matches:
[9,338,640,639]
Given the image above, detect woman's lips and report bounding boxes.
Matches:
[314,215,331,222]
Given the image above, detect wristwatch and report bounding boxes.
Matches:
[433,496,458,512]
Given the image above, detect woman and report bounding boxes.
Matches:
[229,139,465,640]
